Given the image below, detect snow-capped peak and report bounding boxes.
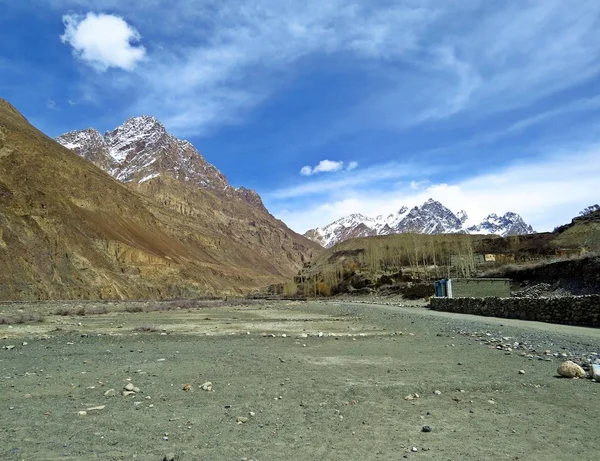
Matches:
[56,116,265,209]
[304,198,535,247]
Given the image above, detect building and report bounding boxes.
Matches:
[434,278,511,298]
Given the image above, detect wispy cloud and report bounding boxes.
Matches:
[270,145,600,234]
[53,1,600,137]
[61,13,146,71]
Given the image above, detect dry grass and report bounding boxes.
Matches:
[0,312,44,324]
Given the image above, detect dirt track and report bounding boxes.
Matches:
[1,300,598,460]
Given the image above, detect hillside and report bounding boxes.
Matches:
[0,99,320,300]
[281,211,599,297]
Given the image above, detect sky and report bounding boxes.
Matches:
[1,0,599,234]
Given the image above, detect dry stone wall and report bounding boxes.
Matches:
[429,295,600,327]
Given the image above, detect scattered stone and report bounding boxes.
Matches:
[249,411,256,417]
[236,416,248,424]
[122,390,135,396]
[4,345,15,350]
[104,389,117,397]
[124,383,135,391]
[77,411,87,416]
[182,384,191,391]
[404,393,420,400]
[591,364,600,381]
[557,361,586,379]
[411,447,418,452]
[201,382,213,391]
[22,342,27,346]
[146,395,152,400]
[86,405,105,411]
[422,425,432,432]
[519,370,526,375]
[434,390,442,396]
[163,453,176,461]
[157,358,166,362]
[133,386,140,393]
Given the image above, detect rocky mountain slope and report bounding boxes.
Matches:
[305,199,534,248]
[56,116,263,209]
[0,98,320,300]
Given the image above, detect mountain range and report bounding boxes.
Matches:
[304,198,535,248]
[0,98,319,300]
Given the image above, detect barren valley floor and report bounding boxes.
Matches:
[1,300,599,460]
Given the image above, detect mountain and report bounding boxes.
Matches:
[56,116,263,209]
[0,98,320,300]
[304,199,535,248]
[465,212,534,236]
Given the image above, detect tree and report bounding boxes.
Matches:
[579,204,600,217]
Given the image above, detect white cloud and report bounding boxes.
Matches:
[300,159,345,176]
[51,1,600,136]
[269,145,600,234]
[61,13,146,71]
[347,161,358,171]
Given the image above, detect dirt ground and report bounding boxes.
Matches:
[1,300,599,460]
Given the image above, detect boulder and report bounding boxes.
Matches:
[557,360,586,378]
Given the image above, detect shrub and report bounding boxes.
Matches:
[133,325,160,332]
[85,305,108,315]
[316,282,331,297]
[401,283,435,300]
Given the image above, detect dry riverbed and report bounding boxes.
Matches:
[1,299,599,460]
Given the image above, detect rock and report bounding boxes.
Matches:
[591,364,600,381]
[86,405,105,411]
[557,360,586,378]
[122,390,135,396]
[77,411,87,416]
[124,383,135,391]
[133,387,141,393]
[518,370,525,375]
[236,416,248,424]
[404,393,419,400]
[434,390,442,395]
[163,453,176,461]
[201,382,213,391]
[411,447,418,452]
[183,383,191,391]
[4,345,15,350]
[104,389,117,397]
[422,425,432,432]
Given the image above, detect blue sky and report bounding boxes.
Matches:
[1,0,599,233]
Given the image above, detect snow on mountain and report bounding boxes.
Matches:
[466,212,534,236]
[304,199,535,248]
[56,116,264,209]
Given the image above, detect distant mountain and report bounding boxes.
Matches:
[56,116,263,209]
[304,199,535,248]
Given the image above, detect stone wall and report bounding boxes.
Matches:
[429,295,600,327]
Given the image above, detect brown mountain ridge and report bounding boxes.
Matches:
[0,98,320,300]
